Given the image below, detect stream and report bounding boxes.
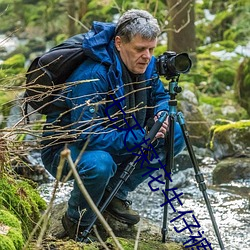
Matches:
[38,155,250,250]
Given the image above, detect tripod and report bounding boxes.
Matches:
[161,77,225,249]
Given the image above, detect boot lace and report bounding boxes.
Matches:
[123,200,132,209]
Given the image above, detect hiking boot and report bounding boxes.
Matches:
[105,196,140,225]
[61,213,97,243]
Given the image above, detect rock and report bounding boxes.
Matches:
[213,157,250,184]
[43,201,186,249]
[179,100,211,148]
[209,120,250,160]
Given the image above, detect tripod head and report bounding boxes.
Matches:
[168,76,182,100]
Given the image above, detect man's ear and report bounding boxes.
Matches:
[115,36,122,51]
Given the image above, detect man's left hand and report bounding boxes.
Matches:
[154,112,169,139]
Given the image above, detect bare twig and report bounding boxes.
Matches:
[134,220,142,250]
[68,14,90,31]
[93,225,110,250]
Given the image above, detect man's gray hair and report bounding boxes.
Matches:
[115,9,160,43]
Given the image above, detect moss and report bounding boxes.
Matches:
[106,237,183,250]
[209,120,250,151]
[0,235,16,250]
[7,228,24,249]
[235,57,250,116]
[0,174,47,239]
[1,54,25,69]
[0,209,24,249]
[0,209,21,229]
[213,67,235,86]
[213,120,250,133]
[199,95,224,107]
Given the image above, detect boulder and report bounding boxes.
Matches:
[209,119,250,160]
[213,157,250,184]
[209,119,250,184]
[42,202,187,250]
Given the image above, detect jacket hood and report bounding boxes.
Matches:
[82,21,116,65]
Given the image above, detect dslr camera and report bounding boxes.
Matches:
[156,51,192,79]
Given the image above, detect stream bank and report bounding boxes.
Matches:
[38,153,250,250]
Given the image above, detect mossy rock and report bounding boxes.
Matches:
[0,174,47,239]
[209,120,250,160]
[0,209,24,250]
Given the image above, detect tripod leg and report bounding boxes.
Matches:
[162,114,175,243]
[177,112,225,250]
[81,161,136,240]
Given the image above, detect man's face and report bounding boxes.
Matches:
[115,35,157,74]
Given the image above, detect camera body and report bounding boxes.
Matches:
[156,51,192,79]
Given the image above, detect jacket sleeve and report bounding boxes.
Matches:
[65,60,146,155]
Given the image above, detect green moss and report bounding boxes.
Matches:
[106,237,183,250]
[0,209,24,249]
[0,235,16,250]
[199,95,224,107]
[1,54,25,69]
[7,228,24,249]
[0,175,47,239]
[213,120,250,133]
[213,67,235,86]
[209,120,250,150]
[0,209,21,229]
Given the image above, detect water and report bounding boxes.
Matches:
[38,157,250,250]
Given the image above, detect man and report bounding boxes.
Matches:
[41,9,185,241]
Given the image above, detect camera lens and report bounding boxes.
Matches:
[174,53,192,73]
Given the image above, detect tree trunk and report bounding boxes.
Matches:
[78,0,88,20]
[167,0,196,62]
[67,0,77,36]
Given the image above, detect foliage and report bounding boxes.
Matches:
[234,57,250,115]
[197,0,250,46]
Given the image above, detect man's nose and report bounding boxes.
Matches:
[142,49,151,59]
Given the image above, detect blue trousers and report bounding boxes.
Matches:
[41,122,185,226]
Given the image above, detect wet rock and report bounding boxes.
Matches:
[213,157,250,184]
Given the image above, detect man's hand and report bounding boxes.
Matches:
[154,111,169,139]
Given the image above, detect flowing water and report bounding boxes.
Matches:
[38,156,250,250]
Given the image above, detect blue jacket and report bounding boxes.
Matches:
[44,21,170,155]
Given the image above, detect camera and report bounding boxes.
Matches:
[156,51,192,79]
